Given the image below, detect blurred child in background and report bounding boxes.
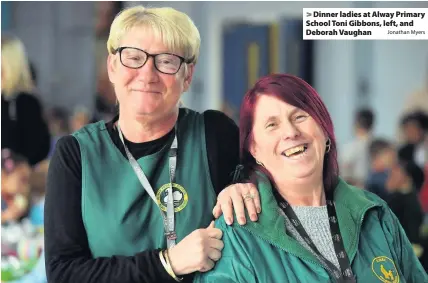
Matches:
[399,111,428,169]
[365,139,396,201]
[1,149,31,224]
[340,108,375,188]
[2,156,49,283]
[386,160,425,246]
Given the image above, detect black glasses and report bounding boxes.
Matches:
[113,47,192,75]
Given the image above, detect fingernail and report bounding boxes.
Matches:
[226,218,232,225]
[257,207,261,213]
[250,214,257,221]
[239,217,246,225]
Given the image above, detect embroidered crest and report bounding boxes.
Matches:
[372,256,400,283]
[156,183,188,212]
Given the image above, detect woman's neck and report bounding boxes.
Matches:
[276,181,326,207]
[117,108,179,143]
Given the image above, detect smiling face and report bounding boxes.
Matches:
[250,95,328,187]
[107,27,194,121]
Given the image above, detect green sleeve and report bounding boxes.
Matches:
[193,217,256,283]
[382,206,428,282]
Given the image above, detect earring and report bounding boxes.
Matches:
[256,160,266,168]
[325,138,331,153]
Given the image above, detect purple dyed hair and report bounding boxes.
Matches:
[239,74,339,191]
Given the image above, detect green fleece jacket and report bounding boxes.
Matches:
[194,177,428,283]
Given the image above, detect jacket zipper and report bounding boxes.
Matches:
[241,225,339,283]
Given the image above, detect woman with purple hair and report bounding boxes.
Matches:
[194,74,427,282]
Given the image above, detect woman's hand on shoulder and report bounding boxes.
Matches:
[212,183,261,225]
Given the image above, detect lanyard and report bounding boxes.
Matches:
[274,190,356,283]
[117,124,178,248]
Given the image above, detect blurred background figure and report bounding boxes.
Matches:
[339,108,375,188]
[1,151,48,282]
[399,111,428,168]
[386,160,425,255]
[94,1,123,121]
[45,107,69,158]
[1,34,51,166]
[69,106,92,133]
[365,138,396,201]
[1,149,31,225]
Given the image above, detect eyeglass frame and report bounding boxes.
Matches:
[113,46,193,75]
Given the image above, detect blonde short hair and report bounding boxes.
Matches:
[1,35,34,98]
[107,5,200,64]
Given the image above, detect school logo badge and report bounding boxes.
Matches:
[372,256,399,283]
[156,183,188,212]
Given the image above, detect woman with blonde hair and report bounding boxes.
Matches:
[45,5,260,283]
[1,35,50,166]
